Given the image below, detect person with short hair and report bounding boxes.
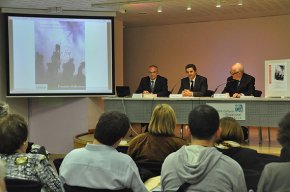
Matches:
[135,65,168,97]
[222,63,255,98]
[0,114,62,192]
[257,112,290,192]
[128,104,186,163]
[0,160,6,192]
[215,117,264,172]
[178,64,208,97]
[161,105,247,192]
[60,111,147,192]
[0,101,49,157]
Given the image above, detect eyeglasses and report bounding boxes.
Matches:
[230,71,240,75]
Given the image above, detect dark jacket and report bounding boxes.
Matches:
[222,73,255,96]
[135,75,168,97]
[178,75,208,96]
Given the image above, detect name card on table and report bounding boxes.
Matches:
[213,93,230,98]
[142,94,157,98]
[169,94,183,98]
[132,93,143,98]
[207,103,246,120]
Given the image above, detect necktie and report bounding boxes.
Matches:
[190,80,194,91]
[150,80,154,92]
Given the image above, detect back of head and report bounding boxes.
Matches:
[94,111,130,146]
[148,104,176,136]
[0,102,9,118]
[188,105,219,140]
[278,112,290,147]
[219,117,244,143]
[0,114,28,155]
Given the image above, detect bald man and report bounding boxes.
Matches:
[222,63,255,98]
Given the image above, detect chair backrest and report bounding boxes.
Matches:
[243,169,260,192]
[5,178,42,192]
[53,158,64,174]
[205,90,214,97]
[135,161,162,181]
[63,183,132,192]
[253,90,262,97]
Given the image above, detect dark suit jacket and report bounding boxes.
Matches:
[177,75,208,97]
[135,75,168,97]
[222,73,255,96]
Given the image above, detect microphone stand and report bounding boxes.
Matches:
[168,80,180,94]
[213,79,236,94]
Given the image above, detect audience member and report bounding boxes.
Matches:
[60,111,147,192]
[257,112,290,191]
[128,104,186,180]
[215,117,264,172]
[178,64,208,97]
[0,113,62,192]
[161,105,247,192]
[222,63,255,98]
[135,65,168,97]
[278,112,290,162]
[0,160,6,192]
[0,101,49,158]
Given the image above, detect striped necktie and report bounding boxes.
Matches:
[150,80,154,92]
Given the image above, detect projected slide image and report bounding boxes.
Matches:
[35,20,86,90]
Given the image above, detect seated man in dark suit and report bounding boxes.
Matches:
[178,64,208,97]
[222,63,255,98]
[135,65,168,97]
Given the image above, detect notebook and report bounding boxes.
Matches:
[116,86,131,97]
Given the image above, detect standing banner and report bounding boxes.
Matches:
[265,59,290,98]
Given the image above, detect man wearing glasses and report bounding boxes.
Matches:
[135,65,169,97]
[222,63,255,98]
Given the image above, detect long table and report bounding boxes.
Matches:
[103,97,290,127]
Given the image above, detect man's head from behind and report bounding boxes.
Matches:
[188,105,220,140]
[94,111,130,146]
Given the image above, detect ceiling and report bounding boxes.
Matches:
[1,0,290,28]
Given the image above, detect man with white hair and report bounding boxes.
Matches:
[222,63,255,98]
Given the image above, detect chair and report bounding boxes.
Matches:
[5,178,42,192]
[205,90,215,97]
[243,169,260,192]
[253,90,262,97]
[63,183,132,192]
[53,158,64,174]
[136,161,162,182]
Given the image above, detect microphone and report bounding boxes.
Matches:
[169,79,180,94]
[213,79,236,94]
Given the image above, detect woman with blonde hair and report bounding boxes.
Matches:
[215,117,264,171]
[127,104,186,180]
[128,104,185,162]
